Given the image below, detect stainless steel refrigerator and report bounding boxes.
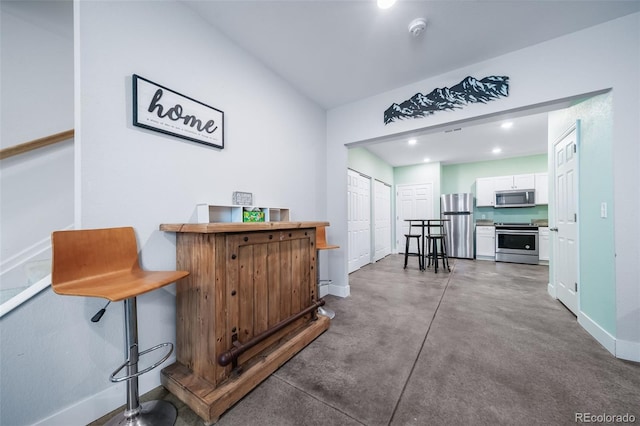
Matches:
[441,193,474,259]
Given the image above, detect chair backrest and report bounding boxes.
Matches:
[316,226,339,250]
[52,227,141,287]
[407,220,423,235]
[426,220,446,237]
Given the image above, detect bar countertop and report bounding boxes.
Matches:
[160,221,330,234]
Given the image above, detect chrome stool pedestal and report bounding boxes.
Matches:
[317,279,335,319]
[105,297,176,426]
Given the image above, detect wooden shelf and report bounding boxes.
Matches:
[196,204,290,224]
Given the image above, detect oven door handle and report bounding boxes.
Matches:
[496,230,539,235]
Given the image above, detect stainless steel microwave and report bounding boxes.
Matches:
[494,189,535,208]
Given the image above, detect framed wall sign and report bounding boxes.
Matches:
[133,74,224,149]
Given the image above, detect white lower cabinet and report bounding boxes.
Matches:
[476,226,495,260]
[538,227,549,263]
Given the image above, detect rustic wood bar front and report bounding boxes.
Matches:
[159,222,331,424]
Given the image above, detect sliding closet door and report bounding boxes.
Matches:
[374,180,392,262]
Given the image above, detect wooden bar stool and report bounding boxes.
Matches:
[51,227,189,426]
[404,221,423,270]
[316,226,339,319]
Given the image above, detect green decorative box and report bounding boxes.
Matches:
[243,210,265,222]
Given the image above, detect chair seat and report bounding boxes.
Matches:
[52,226,189,301]
[53,269,189,301]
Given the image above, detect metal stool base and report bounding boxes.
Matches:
[105,400,177,426]
[318,306,336,319]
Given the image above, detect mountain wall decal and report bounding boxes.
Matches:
[384,75,509,125]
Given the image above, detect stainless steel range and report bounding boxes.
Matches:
[494,223,539,264]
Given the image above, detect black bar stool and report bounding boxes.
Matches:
[403,220,423,270]
[425,221,450,273]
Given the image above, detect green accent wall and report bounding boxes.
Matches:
[347,147,393,184]
[549,93,615,335]
[442,154,547,194]
[442,154,548,222]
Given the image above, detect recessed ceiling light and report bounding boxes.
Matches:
[423,157,430,162]
[377,0,397,9]
[408,139,417,146]
[501,122,513,129]
[492,147,502,154]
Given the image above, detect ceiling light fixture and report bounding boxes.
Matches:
[492,147,502,154]
[377,0,397,9]
[408,18,427,37]
[423,157,430,163]
[501,122,513,129]
[408,139,417,145]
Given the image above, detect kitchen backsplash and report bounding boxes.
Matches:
[474,205,548,223]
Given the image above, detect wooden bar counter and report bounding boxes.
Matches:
[159,222,331,424]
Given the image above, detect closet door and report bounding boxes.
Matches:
[348,169,371,273]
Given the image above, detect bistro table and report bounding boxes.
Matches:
[404,219,450,273]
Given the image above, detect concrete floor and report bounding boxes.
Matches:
[91,255,640,425]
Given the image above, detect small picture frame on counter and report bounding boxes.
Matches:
[232,191,253,206]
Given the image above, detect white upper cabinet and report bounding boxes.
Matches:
[514,174,535,189]
[535,172,549,205]
[494,174,535,191]
[476,177,496,207]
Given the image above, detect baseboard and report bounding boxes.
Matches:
[616,339,640,362]
[328,283,350,298]
[33,356,175,425]
[578,312,616,356]
[547,282,556,298]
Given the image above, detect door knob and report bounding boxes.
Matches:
[549,227,558,232]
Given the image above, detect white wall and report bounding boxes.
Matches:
[1,1,327,424]
[0,0,74,261]
[0,0,74,147]
[326,13,640,358]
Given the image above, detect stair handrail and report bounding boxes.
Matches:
[0,129,74,160]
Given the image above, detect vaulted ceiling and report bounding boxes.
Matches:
[186,1,640,165]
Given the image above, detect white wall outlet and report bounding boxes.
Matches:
[600,202,608,218]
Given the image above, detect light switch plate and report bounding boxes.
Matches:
[600,202,607,218]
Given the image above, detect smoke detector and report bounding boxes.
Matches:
[408,18,427,37]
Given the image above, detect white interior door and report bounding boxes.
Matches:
[553,124,579,315]
[348,170,371,273]
[374,180,392,262]
[395,183,433,253]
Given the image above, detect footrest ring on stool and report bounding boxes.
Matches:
[110,342,173,383]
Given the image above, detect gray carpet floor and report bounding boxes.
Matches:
[91,255,640,425]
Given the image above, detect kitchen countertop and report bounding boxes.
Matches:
[475,219,549,227]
